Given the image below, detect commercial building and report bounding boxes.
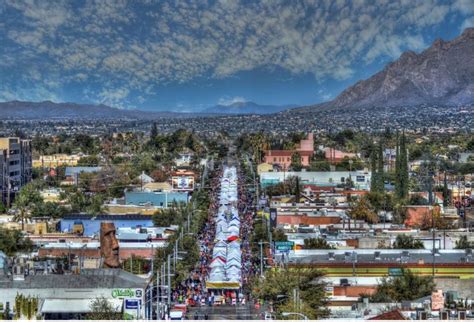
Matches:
[260,170,372,190]
[264,133,314,168]
[32,154,83,168]
[0,137,32,207]
[125,191,188,208]
[59,214,154,236]
[0,268,147,319]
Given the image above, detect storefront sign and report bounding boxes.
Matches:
[112,289,135,298]
[275,241,294,251]
[125,300,139,309]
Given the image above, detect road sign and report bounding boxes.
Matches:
[274,241,294,251]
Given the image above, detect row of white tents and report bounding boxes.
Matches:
[207,166,242,289]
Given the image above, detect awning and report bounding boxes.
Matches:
[41,298,123,314]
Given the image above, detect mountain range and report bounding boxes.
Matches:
[1,28,473,119]
[294,27,474,113]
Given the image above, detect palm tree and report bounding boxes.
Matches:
[12,183,42,230]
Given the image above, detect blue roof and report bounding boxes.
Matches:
[125,191,188,207]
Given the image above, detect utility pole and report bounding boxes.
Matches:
[167,255,171,310]
[156,268,160,320]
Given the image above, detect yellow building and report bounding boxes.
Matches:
[33,154,83,168]
[257,162,273,175]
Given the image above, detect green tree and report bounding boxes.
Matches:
[77,155,100,166]
[150,122,158,139]
[371,269,435,302]
[32,202,67,219]
[290,151,303,171]
[347,197,379,224]
[370,148,378,193]
[86,296,122,320]
[13,183,43,230]
[272,228,288,241]
[0,228,33,256]
[455,236,473,249]
[303,238,334,249]
[377,141,385,192]
[395,133,409,200]
[252,268,329,319]
[392,234,424,249]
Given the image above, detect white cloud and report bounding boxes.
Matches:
[0,0,472,104]
[217,96,247,106]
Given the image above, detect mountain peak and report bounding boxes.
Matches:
[326,28,474,109]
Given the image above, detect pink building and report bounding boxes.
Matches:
[324,147,357,164]
[264,133,314,168]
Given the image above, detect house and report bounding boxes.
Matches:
[324,147,357,164]
[137,171,154,184]
[264,133,314,168]
[175,149,195,167]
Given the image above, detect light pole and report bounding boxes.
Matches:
[281,312,309,320]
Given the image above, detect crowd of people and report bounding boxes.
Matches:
[172,162,257,308]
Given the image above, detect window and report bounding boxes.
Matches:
[356,175,365,182]
[341,177,345,183]
[274,157,277,162]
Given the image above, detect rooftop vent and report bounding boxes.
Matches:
[374,251,381,260]
[402,251,410,258]
[328,252,335,261]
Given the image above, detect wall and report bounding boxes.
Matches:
[434,278,474,299]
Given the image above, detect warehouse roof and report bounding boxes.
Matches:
[0,269,147,289]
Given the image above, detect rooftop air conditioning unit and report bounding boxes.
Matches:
[328,252,335,261]
[374,251,381,260]
[465,248,472,257]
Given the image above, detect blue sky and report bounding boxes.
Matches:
[0,0,473,112]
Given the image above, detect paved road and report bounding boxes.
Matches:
[186,304,261,320]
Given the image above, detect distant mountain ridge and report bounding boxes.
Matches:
[0,100,192,120]
[0,100,296,120]
[203,101,296,114]
[294,27,474,113]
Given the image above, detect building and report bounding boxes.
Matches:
[287,249,474,279]
[0,137,32,207]
[59,214,154,236]
[64,166,102,185]
[260,170,372,190]
[0,268,147,319]
[324,147,358,164]
[264,133,314,168]
[170,169,195,191]
[125,191,188,208]
[175,149,195,167]
[32,154,83,168]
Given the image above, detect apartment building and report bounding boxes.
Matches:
[0,137,32,207]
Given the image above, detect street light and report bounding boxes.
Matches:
[281,312,309,320]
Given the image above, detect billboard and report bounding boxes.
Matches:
[172,175,194,191]
[269,208,277,228]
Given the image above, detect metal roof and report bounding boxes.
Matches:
[0,268,147,289]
